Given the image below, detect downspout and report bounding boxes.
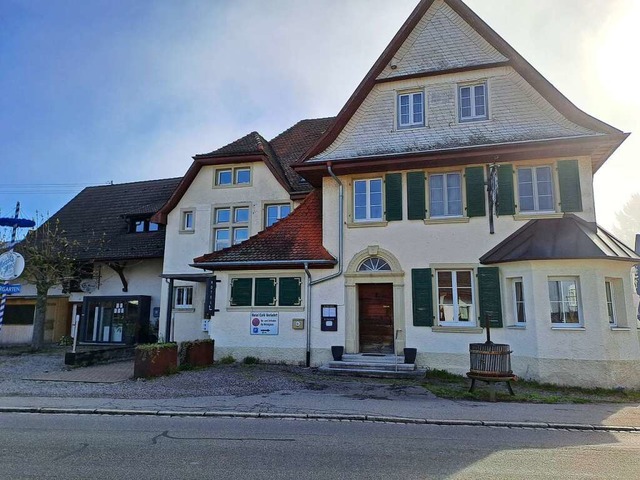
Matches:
[310,162,343,286]
[304,162,344,367]
[304,262,312,367]
[164,278,174,343]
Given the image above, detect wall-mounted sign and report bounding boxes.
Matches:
[0,284,21,295]
[0,251,25,281]
[321,304,338,331]
[79,279,98,293]
[250,312,279,335]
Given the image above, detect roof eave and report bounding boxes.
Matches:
[294,134,625,187]
[190,259,337,271]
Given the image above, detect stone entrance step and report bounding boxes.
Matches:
[318,353,426,379]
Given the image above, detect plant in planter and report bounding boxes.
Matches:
[178,339,214,369]
[134,342,178,379]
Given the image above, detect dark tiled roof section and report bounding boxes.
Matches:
[270,117,335,191]
[44,177,181,262]
[124,201,168,217]
[480,215,640,265]
[193,189,335,266]
[196,131,267,158]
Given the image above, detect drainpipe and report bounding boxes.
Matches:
[304,262,312,367]
[164,278,174,343]
[310,162,343,286]
[303,163,344,367]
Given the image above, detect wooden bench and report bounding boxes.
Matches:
[466,373,516,402]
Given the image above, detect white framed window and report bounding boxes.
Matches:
[397,91,424,128]
[216,169,233,186]
[548,277,582,326]
[436,270,475,326]
[214,206,250,251]
[458,82,488,121]
[174,286,193,309]
[429,172,462,217]
[512,278,526,324]
[235,168,251,185]
[605,280,617,326]
[265,204,291,227]
[215,167,251,187]
[353,178,383,222]
[181,210,195,232]
[518,166,555,212]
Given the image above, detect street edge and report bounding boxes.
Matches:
[0,406,639,432]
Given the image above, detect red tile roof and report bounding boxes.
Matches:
[193,189,335,269]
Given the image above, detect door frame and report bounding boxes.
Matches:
[344,246,405,354]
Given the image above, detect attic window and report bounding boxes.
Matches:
[397,91,424,128]
[215,167,252,187]
[458,82,488,122]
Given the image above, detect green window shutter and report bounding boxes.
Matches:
[557,159,583,212]
[279,277,302,307]
[407,171,426,220]
[255,278,277,306]
[230,278,252,307]
[384,173,403,221]
[412,268,433,326]
[477,267,503,328]
[465,166,486,217]
[497,164,515,215]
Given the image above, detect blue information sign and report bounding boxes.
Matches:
[0,284,21,295]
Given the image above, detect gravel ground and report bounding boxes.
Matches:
[0,347,422,400]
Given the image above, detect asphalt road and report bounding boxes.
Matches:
[1,413,639,479]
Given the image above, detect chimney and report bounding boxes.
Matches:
[635,234,640,255]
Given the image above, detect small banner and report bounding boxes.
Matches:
[204,276,219,319]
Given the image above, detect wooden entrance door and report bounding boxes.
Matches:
[358,283,394,354]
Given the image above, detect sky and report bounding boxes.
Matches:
[1,0,639,238]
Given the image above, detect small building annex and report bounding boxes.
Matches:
[2,178,180,346]
[151,0,640,388]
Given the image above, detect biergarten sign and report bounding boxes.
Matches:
[0,251,25,281]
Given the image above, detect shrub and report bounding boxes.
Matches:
[243,356,259,365]
[218,355,236,364]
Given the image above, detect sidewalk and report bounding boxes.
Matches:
[2,359,640,431]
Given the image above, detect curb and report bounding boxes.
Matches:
[1,406,639,432]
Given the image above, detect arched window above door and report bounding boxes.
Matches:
[358,257,392,272]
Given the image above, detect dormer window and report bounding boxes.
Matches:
[128,217,161,233]
[397,91,424,128]
[458,82,488,122]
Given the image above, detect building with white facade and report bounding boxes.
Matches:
[153,0,640,388]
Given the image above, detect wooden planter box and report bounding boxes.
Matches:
[179,339,214,368]
[134,343,178,379]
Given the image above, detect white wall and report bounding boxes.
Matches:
[159,160,295,340]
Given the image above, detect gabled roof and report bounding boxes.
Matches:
[152,117,334,224]
[197,131,268,157]
[270,117,335,191]
[192,189,336,270]
[41,178,181,262]
[480,215,640,265]
[297,0,625,171]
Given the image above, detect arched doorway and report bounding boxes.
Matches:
[345,246,405,354]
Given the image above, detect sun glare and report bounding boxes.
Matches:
[595,2,640,105]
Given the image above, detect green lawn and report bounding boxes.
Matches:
[422,369,640,403]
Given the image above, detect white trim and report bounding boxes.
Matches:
[458,81,488,122]
[548,276,583,327]
[353,178,383,222]
[397,90,425,129]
